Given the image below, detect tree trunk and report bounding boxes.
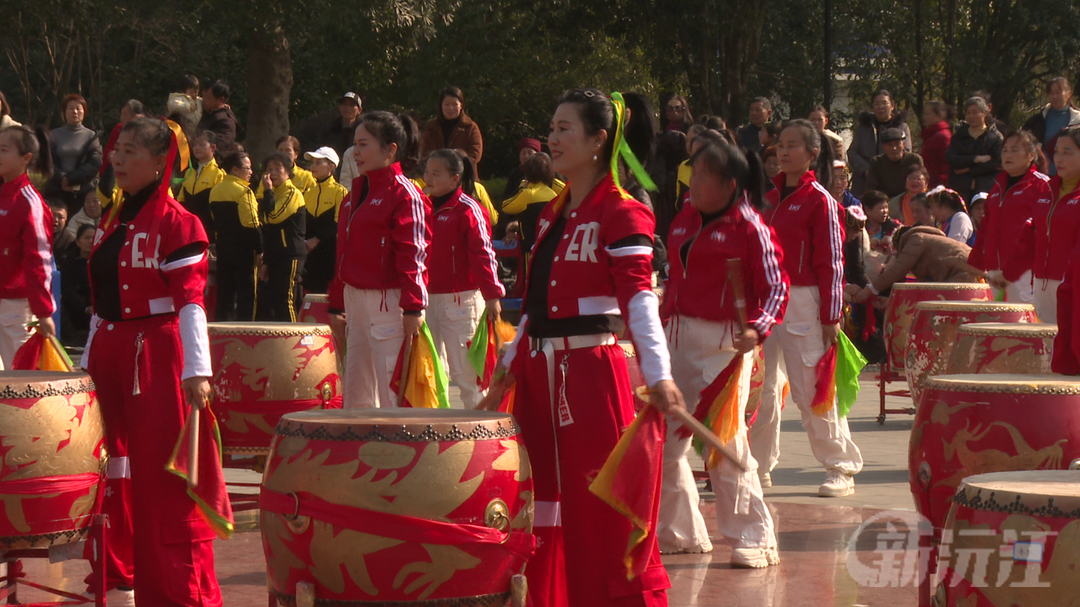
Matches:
[247,24,292,163]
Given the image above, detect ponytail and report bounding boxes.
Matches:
[426,148,477,198]
[0,125,53,179]
[360,111,422,171]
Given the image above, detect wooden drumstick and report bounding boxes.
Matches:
[188,407,200,489]
[668,407,748,473]
[397,333,415,407]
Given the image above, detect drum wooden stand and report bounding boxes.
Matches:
[0,514,108,607]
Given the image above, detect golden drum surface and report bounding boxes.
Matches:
[883,282,991,371]
[208,322,342,455]
[261,409,534,606]
[904,302,1036,405]
[934,471,1080,606]
[0,371,105,549]
[909,374,1080,535]
[945,322,1056,376]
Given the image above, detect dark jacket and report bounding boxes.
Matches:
[197,106,240,148]
[865,152,924,198]
[848,110,912,196]
[420,112,483,165]
[321,116,361,160]
[946,123,1003,202]
[1022,105,1080,151]
[920,121,952,188]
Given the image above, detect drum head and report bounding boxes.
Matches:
[276,408,521,442]
[892,282,991,291]
[954,471,1080,516]
[925,374,1080,394]
[208,321,331,336]
[302,293,329,303]
[957,322,1057,337]
[913,301,1035,313]
[0,371,94,396]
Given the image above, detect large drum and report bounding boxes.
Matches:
[260,409,534,605]
[905,301,1036,404]
[934,470,1080,606]
[208,322,342,455]
[883,283,991,371]
[945,322,1057,376]
[301,293,346,360]
[0,371,105,549]
[909,374,1080,535]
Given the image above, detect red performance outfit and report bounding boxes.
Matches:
[1031,175,1080,322]
[0,172,54,369]
[976,166,1050,304]
[427,187,504,408]
[328,162,431,408]
[658,197,788,558]
[81,173,221,605]
[502,174,672,606]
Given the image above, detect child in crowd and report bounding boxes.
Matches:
[166,74,202,130]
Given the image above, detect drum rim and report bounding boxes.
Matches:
[301,293,330,302]
[275,409,521,442]
[953,471,1080,518]
[891,282,991,290]
[207,321,333,336]
[924,373,1080,393]
[0,373,95,398]
[956,322,1057,337]
[912,301,1036,312]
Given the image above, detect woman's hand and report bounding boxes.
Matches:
[305,237,320,253]
[974,155,991,164]
[822,322,841,349]
[733,328,758,355]
[650,379,685,414]
[485,298,502,320]
[328,312,347,334]
[36,316,56,337]
[182,377,212,410]
[403,313,423,336]
[260,173,273,193]
[854,286,874,303]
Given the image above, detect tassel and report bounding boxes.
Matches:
[132,332,144,396]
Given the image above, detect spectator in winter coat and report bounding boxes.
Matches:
[809,105,844,157]
[42,94,103,214]
[661,94,694,133]
[321,92,362,162]
[1022,77,1080,176]
[737,97,773,156]
[865,128,924,198]
[848,90,911,196]
[420,86,483,166]
[197,80,240,149]
[166,74,202,136]
[920,100,952,188]
[946,97,1003,205]
[500,137,541,203]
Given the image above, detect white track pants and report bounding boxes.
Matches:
[1034,277,1061,323]
[0,299,34,370]
[427,290,486,409]
[343,286,405,409]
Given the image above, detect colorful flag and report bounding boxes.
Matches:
[588,404,666,580]
[165,407,234,539]
[677,356,743,470]
[12,329,74,371]
[391,322,450,408]
[467,310,499,389]
[811,332,867,418]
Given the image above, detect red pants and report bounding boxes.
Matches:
[512,337,669,607]
[86,315,222,606]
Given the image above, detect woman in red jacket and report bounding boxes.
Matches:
[0,125,55,369]
[328,112,432,408]
[422,148,504,408]
[81,117,221,606]
[981,131,1050,304]
[1032,126,1080,322]
[659,136,788,566]
[482,88,682,607]
[751,119,863,498]
[920,100,953,188]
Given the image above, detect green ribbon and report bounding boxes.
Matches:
[609,92,657,193]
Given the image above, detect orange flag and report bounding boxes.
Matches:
[678,356,743,469]
[811,343,839,417]
[166,407,234,539]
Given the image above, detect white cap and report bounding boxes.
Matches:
[305,146,340,167]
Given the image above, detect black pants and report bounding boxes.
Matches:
[260,254,305,322]
[216,247,258,322]
[303,241,336,295]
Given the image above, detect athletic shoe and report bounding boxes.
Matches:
[759,472,773,488]
[659,538,714,555]
[731,547,770,568]
[818,470,855,497]
[765,545,781,566]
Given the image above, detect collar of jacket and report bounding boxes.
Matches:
[272,180,300,197]
[994,163,1043,191]
[770,170,816,196]
[0,171,30,198]
[359,162,404,193]
[224,174,249,188]
[433,187,464,214]
[1050,173,1080,198]
[548,172,624,217]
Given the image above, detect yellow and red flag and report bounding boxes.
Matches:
[467,309,516,390]
[391,322,450,408]
[12,329,74,371]
[166,407,235,539]
[676,356,744,470]
[589,403,666,580]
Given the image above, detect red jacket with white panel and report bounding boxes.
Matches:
[663,196,789,340]
[978,166,1049,281]
[764,171,845,323]
[0,173,55,318]
[428,187,505,301]
[329,163,432,312]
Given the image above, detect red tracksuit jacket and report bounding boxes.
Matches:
[1033,175,1080,282]
[428,187,505,301]
[764,171,845,323]
[978,166,1050,281]
[663,196,789,340]
[329,163,432,312]
[0,172,55,318]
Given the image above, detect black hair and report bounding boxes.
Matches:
[621,92,657,172]
[663,94,693,127]
[203,79,230,101]
[275,135,301,157]
[195,130,219,147]
[1058,125,1080,152]
[178,74,200,92]
[810,105,829,119]
[121,99,145,117]
[0,125,53,179]
[782,118,834,191]
[425,148,477,197]
[761,122,782,138]
[872,89,895,106]
[1005,130,1048,174]
[360,111,422,167]
[263,152,295,179]
[860,190,889,210]
[906,164,930,181]
[47,198,66,214]
[929,188,965,212]
[556,88,656,182]
[689,134,768,211]
[521,152,555,186]
[438,86,464,118]
[75,222,96,241]
[121,117,172,157]
[221,151,251,175]
[910,193,930,209]
[750,96,773,111]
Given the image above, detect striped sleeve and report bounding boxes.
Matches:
[393,176,432,311]
[741,201,788,339]
[21,185,56,319]
[812,183,845,323]
[461,194,505,301]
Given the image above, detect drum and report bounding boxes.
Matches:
[301,293,346,360]
[0,371,105,549]
[905,301,1036,404]
[882,282,991,371]
[909,374,1080,535]
[934,470,1080,605]
[208,322,342,455]
[945,323,1057,376]
[261,409,534,605]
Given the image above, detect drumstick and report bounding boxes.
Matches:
[188,407,200,489]
[668,406,748,472]
[726,259,749,331]
[397,333,415,407]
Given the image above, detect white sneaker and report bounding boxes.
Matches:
[659,537,714,554]
[731,546,771,568]
[106,587,136,607]
[759,472,773,488]
[765,545,781,566]
[818,470,854,497]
